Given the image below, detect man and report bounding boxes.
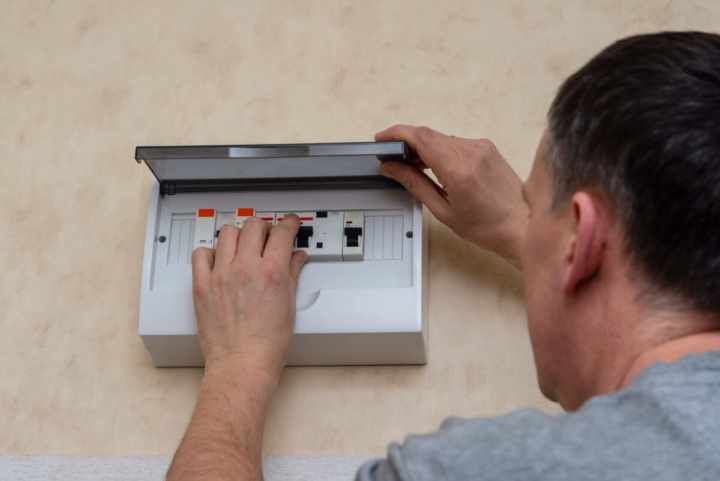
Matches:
[166,31,720,480]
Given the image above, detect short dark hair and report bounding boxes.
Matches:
[546,31,720,315]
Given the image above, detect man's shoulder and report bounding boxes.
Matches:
[357,352,720,481]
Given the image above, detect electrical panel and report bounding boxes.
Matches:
[136,142,428,367]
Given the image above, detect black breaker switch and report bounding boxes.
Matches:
[296,226,314,248]
[344,227,363,248]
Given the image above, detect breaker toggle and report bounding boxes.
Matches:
[296,226,314,248]
[344,227,362,247]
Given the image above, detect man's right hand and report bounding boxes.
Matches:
[376,125,528,269]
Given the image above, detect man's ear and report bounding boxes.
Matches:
[564,192,603,295]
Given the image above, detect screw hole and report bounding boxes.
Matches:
[159,236,167,243]
[406,231,413,238]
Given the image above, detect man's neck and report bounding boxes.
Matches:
[619,330,720,389]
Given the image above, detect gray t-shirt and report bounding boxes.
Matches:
[357,351,720,481]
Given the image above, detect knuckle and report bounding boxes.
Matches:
[381,125,402,139]
[193,281,209,298]
[191,248,206,263]
[274,223,297,238]
[468,138,495,158]
[415,126,436,145]
[260,261,285,283]
[402,174,417,193]
[210,271,226,288]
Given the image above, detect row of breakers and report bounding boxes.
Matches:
[193,208,365,262]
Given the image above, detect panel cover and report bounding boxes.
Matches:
[135,142,409,194]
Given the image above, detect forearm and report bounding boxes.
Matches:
[167,366,277,481]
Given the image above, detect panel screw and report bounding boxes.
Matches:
[406,231,413,238]
[159,236,167,243]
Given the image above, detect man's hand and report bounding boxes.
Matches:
[167,215,307,481]
[191,214,308,379]
[376,125,528,269]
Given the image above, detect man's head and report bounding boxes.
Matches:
[521,32,720,409]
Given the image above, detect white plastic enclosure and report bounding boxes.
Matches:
[136,143,428,366]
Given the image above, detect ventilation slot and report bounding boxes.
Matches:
[364,215,403,260]
[167,214,195,264]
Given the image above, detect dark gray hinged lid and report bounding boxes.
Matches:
[135,142,409,195]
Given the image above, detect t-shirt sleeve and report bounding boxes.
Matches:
[354,410,557,481]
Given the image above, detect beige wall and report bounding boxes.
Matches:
[1,0,718,455]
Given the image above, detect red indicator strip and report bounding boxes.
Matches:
[198,209,215,217]
[260,217,274,221]
[236,208,254,216]
[277,217,314,222]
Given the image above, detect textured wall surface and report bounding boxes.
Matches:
[1,0,718,455]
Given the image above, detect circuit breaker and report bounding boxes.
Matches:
[136,142,428,367]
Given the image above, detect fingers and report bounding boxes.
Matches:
[375,125,457,171]
[409,158,429,170]
[191,247,215,290]
[289,250,308,291]
[263,214,301,265]
[214,226,240,266]
[379,162,449,216]
[235,217,272,262]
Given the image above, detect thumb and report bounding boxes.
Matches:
[380,162,448,216]
[289,250,308,290]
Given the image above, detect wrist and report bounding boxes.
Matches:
[495,212,527,270]
[202,359,281,398]
[468,208,527,270]
[203,343,289,384]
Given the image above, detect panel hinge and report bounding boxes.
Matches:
[161,182,177,195]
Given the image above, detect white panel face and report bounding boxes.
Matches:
[150,189,415,293]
